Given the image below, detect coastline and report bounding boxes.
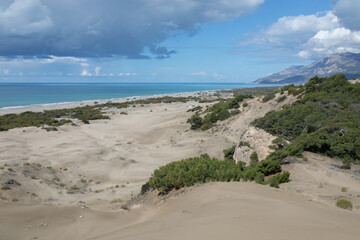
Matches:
[0,90,219,115]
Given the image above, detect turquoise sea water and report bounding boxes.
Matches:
[0,83,277,109]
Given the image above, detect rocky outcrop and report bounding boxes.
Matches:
[233,126,276,165]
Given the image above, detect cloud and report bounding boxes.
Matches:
[191,71,224,79]
[191,71,207,76]
[0,0,264,59]
[80,69,92,77]
[244,2,360,59]
[248,12,339,47]
[95,66,101,76]
[334,0,360,30]
[298,27,360,58]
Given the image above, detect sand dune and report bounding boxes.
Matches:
[1,182,359,240]
[1,91,359,240]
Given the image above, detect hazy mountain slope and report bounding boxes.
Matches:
[255,52,360,84]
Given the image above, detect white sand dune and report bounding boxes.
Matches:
[1,182,359,240]
[1,91,359,240]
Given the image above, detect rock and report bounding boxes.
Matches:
[233,146,252,165]
[233,126,276,165]
[6,179,21,186]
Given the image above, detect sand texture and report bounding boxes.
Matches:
[1,91,359,240]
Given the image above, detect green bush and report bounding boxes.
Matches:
[1,185,10,190]
[188,94,252,130]
[187,114,203,130]
[277,96,287,103]
[239,141,251,148]
[223,145,236,161]
[262,92,276,102]
[253,74,360,164]
[250,152,259,167]
[267,171,290,188]
[336,199,353,210]
[146,154,284,193]
[255,159,282,176]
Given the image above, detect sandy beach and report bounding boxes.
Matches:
[1,90,359,240]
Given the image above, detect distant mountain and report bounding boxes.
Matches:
[254,52,360,84]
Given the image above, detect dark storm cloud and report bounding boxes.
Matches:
[0,0,264,59]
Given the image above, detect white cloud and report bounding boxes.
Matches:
[298,27,360,58]
[191,71,224,79]
[95,66,101,76]
[245,5,360,59]
[81,69,92,77]
[248,11,340,48]
[118,72,137,76]
[191,71,207,76]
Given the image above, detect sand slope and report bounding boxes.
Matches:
[1,182,359,240]
[0,92,295,209]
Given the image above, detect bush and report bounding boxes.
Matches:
[277,96,287,103]
[253,74,360,165]
[231,110,241,115]
[255,159,282,176]
[187,115,203,130]
[262,92,276,102]
[336,199,353,210]
[243,102,248,107]
[223,145,236,161]
[268,177,279,188]
[188,94,252,130]
[239,141,251,148]
[250,152,259,167]
[1,185,10,190]
[267,171,290,188]
[146,154,285,193]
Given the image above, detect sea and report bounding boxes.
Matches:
[0,82,278,109]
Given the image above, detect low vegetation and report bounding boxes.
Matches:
[253,74,360,165]
[188,94,252,130]
[223,145,236,161]
[0,96,214,132]
[144,152,287,193]
[336,199,353,210]
[262,92,276,103]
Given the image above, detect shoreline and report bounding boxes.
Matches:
[0,84,283,114]
[0,90,220,115]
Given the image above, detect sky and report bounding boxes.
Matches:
[0,0,359,83]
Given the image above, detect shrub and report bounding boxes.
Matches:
[188,94,252,130]
[1,185,10,190]
[267,171,290,188]
[231,110,241,115]
[268,176,279,188]
[243,102,248,107]
[253,74,360,165]
[223,145,236,161]
[262,92,276,102]
[250,152,259,168]
[336,199,353,210]
[187,115,203,130]
[239,141,251,148]
[250,152,259,164]
[277,96,287,103]
[145,154,286,193]
[255,159,282,176]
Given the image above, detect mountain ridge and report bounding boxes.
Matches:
[255,52,360,84]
